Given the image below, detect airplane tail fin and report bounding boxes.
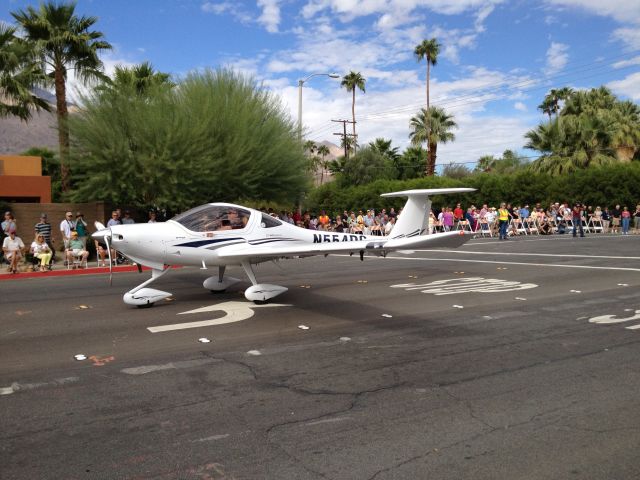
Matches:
[381,188,475,239]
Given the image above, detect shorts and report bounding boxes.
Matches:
[612,218,620,226]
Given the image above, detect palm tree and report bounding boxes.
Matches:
[303,140,317,155]
[0,24,50,120]
[100,61,172,96]
[409,106,456,176]
[414,38,440,112]
[316,144,330,184]
[12,1,112,192]
[611,100,640,162]
[475,155,497,173]
[369,138,400,161]
[340,71,365,152]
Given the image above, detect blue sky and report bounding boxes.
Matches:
[3,0,640,165]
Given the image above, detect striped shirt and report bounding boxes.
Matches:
[34,221,53,243]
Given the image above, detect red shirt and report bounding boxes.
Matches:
[453,207,464,220]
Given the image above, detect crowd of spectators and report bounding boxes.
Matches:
[2,201,639,273]
[272,201,640,238]
[1,208,157,273]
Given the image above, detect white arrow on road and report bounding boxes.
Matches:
[588,309,640,329]
[147,301,290,333]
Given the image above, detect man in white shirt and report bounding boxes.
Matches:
[3,228,25,273]
[60,211,75,250]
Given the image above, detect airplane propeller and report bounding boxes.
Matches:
[93,221,113,286]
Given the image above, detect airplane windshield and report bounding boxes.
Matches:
[172,205,251,232]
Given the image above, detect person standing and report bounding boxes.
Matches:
[59,211,75,250]
[633,205,640,234]
[34,213,55,262]
[2,211,17,236]
[122,210,135,225]
[621,207,631,235]
[572,203,585,237]
[611,204,621,234]
[107,210,121,228]
[74,212,88,248]
[498,203,510,240]
[148,211,157,223]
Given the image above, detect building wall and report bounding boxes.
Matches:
[0,155,42,176]
[0,155,51,203]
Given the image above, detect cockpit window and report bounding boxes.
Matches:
[260,213,282,228]
[172,205,251,232]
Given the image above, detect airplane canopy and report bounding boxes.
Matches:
[172,204,251,232]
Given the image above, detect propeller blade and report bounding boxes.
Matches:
[137,263,142,274]
[94,220,106,231]
[105,234,113,286]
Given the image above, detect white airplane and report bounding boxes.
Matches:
[93,188,475,307]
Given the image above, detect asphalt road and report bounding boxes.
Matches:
[1,234,640,479]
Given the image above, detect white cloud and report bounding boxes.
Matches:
[613,27,640,50]
[612,56,640,69]
[544,42,569,76]
[257,0,281,33]
[514,101,527,111]
[201,1,238,15]
[608,72,640,100]
[544,0,640,25]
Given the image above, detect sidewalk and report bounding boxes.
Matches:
[0,263,144,281]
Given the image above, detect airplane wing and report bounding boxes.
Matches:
[216,230,471,262]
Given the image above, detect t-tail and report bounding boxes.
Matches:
[381,188,476,239]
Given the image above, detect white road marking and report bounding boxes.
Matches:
[247,350,261,356]
[148,301,290,333]
[589,310,640,325]
[121,358,220,375]
[626,324,640,330]
[391,277,538,295]
[420,249,640,260]
[367,255,640,273]
[192,434,230,442]
[306,417,351,426]
[1,377,79,395]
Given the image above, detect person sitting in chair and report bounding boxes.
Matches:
[31,234,53,271]
[3,228,24,274]
[66,231,89,268]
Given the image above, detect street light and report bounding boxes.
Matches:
[298,72,340,141]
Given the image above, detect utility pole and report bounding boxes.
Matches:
[331,119,356,159]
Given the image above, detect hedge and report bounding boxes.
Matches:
[305,162,640,216]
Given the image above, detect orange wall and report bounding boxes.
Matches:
[0,155,42,176]
[0,175,51,203]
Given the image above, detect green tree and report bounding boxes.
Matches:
[396,146,425,180]
[414,38,440,113]
[12,1,112,192]
[338,147,395,187]
[340,71,365,152]
[0,24,49,120]
[474,155,497,173]
[99,61,172,96]
[409,106,457,176]
[441,163,472,179]
[316,144,331,184]
[369,138,400,161]
[526,86,637,174]
[69,68,309,209]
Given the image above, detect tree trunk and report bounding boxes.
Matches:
[427,141,437,176]
[426,61,431,175]
[352,89,356,154]
[54,67,70,193]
